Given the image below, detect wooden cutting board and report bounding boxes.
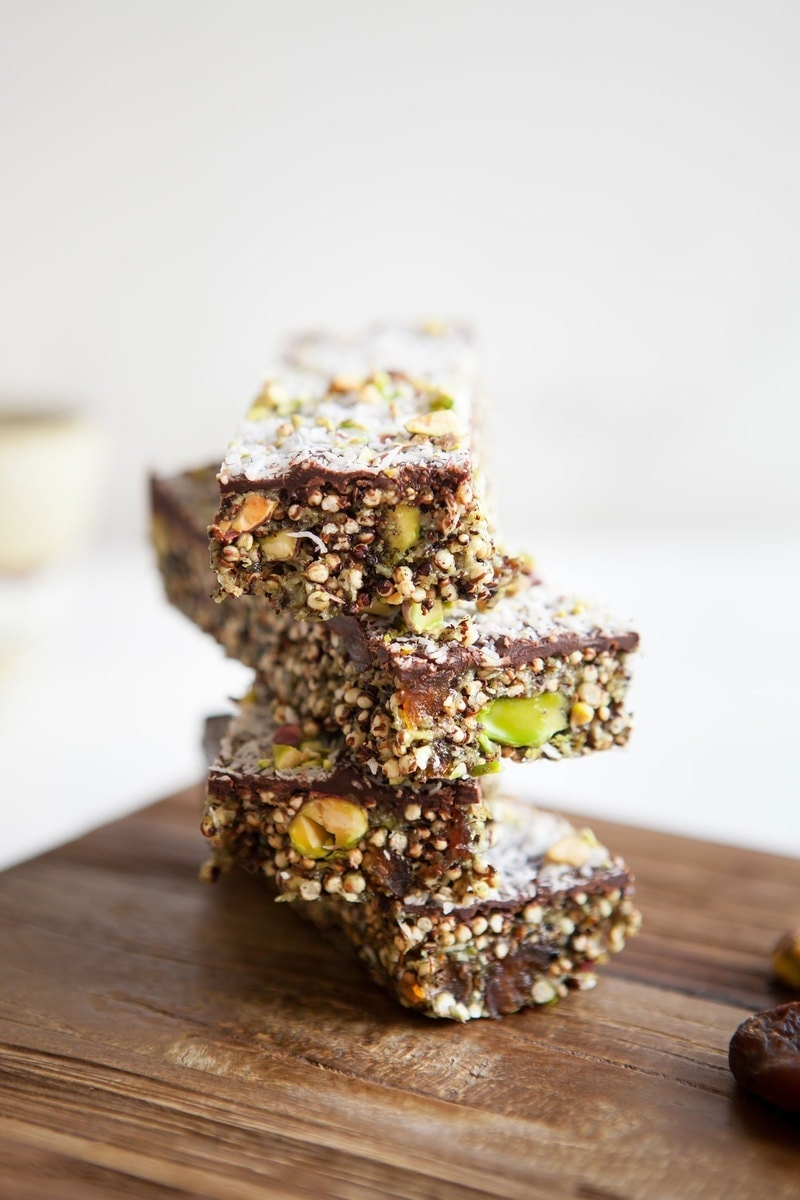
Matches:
[1,786,798,1200]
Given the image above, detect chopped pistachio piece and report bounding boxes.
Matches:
[383,504,421,552]
[470,760,502,777]
[404,410,463,438]
[272,744,306,770]
[364,600,395,618]
[288,797,368,859]
[402,597,444,634]
[288,813,331,859]
[476,731,497,756]
[246,381,298,420]
[247,402,272,421]
[478,693,569,748]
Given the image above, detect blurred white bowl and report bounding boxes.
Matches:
[0,409,104,573]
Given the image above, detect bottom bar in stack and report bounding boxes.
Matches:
[297,797,640,1021]
[202,717,640,1021]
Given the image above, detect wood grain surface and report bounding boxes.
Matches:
[1,786,798,1200]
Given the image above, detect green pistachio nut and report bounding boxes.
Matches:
[364,600,395,618]
[288,797,368,859]
[247,402,273,421]
[470,760,502,777]
[402,597,444,634]
[246,382,300,420]
[272,744,306,770]
[478,693,569,748]
[384,504,421,552]
[476,732,497,756]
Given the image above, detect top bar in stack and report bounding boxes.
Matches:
[210,322,516,620]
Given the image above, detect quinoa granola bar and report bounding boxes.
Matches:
[203,695,501,905]
[296,586,639,783]
[153,466,639,786]
[297,797,641,1021]
[210,322,515,619]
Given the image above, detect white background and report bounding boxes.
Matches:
[1,1,798,869]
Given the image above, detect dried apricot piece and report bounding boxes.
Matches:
[773,930,800,989]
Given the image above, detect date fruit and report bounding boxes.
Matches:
[728,1001,800,1114]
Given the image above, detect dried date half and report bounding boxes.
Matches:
[728,1001,800,1114]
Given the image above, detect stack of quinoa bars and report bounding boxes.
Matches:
[151,322,641,1021]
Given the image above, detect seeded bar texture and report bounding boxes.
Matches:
[203,697,501,905]
[151,467,224,635]
[210,322,515,619]
[151,466,282,660]
[153,467,638,786]
[296,797,641,1021]
[292,582,639,782]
